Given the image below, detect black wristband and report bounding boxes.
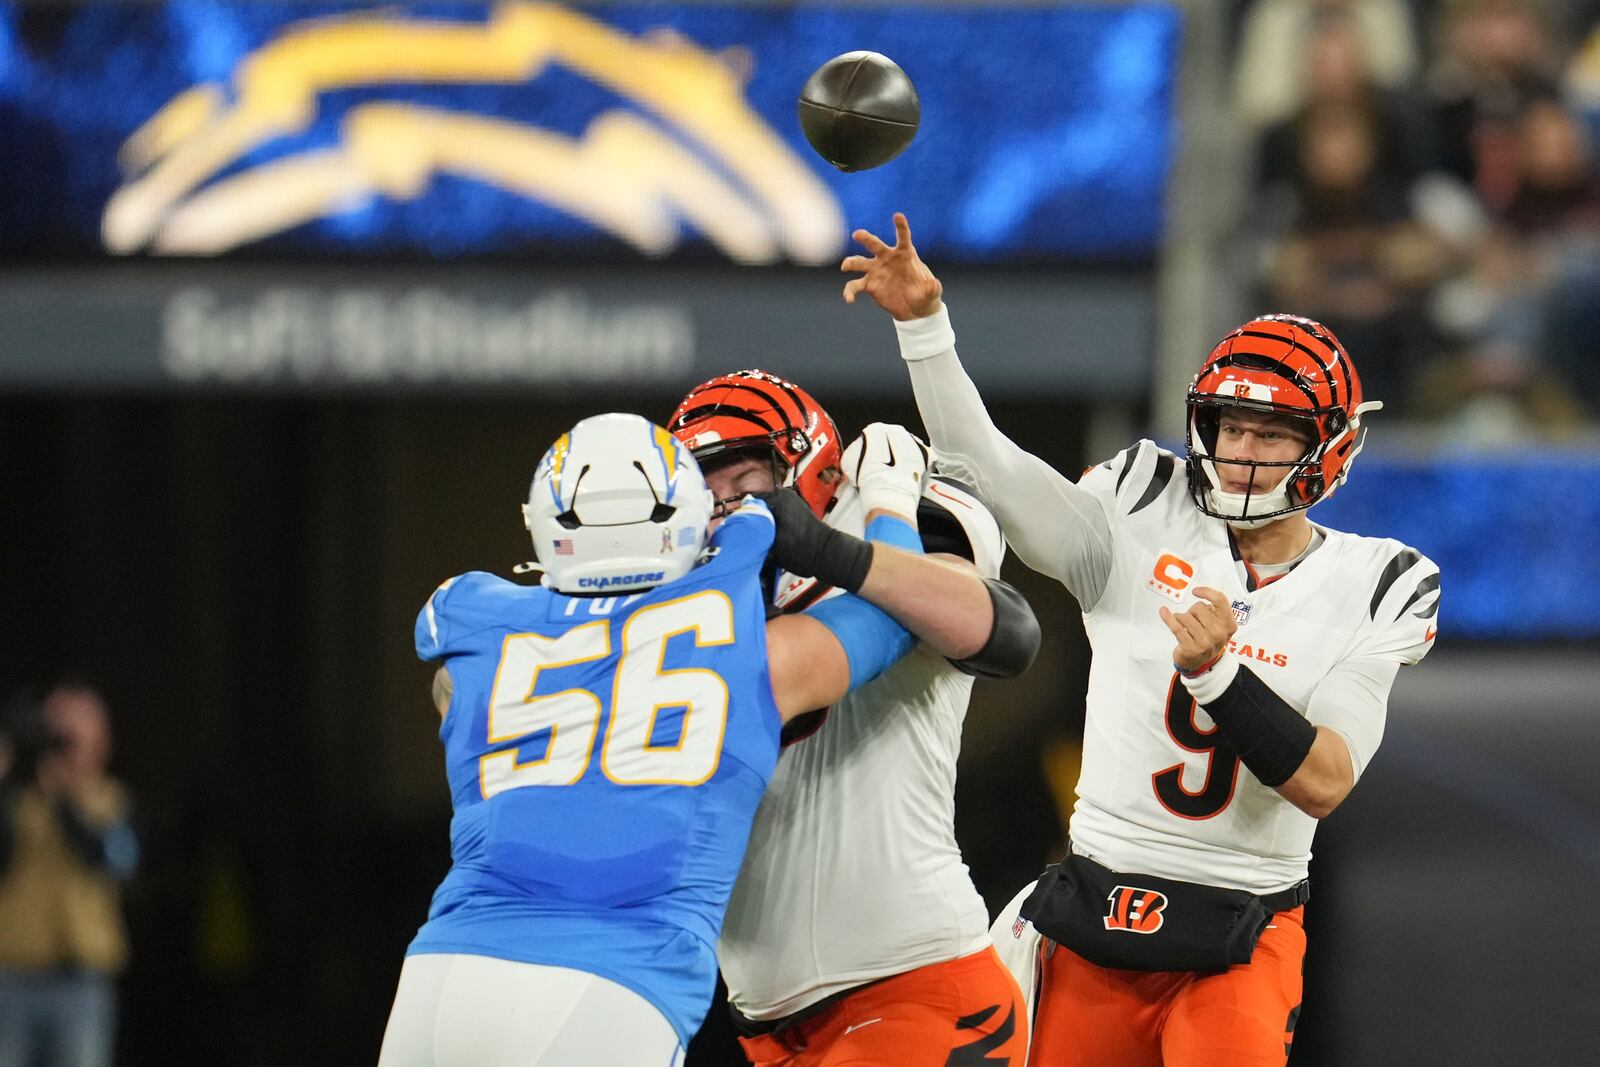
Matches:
[810,525,873,593]
[757,489,875,593]
[1195,665,1317,787]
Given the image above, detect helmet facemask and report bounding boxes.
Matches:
[1187,401,1325,528]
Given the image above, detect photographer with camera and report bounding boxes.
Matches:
[0,682,139,1067]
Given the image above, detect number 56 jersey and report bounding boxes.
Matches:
[406,505,783,1046]
[1068,442,1440,894]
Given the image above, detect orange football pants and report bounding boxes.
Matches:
[737,946,1028,1067]
[1027,905,1306,1067]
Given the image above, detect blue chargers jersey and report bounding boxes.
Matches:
[408,504,781,1044]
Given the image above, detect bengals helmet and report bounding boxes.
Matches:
[1186,314,1382,527]
[669,370,843,518]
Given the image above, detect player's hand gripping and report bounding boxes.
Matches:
[757,488,874,593]
[841,212,944,321]
[1159,587,1238,674]
[841,423,929,522]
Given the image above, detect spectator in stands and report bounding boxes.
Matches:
[1412,95,1600,435]
[1235,0,1420,132]
[1521,98,1600,418]
[1561,15,1600,143]
[1257,13,1434,191]
[1256,99,1451,411]
[1426,0,1566,208]
[0,683,139,1067]
[1502,96,1600,234]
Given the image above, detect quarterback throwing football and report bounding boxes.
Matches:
[843,214,1440,1066]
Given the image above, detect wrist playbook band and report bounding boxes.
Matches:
[1184,660,1316,788]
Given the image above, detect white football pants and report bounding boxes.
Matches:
[377,954,685,1067]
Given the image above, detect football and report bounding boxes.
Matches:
[797,51,920,172]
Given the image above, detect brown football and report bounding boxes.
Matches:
[797,51,920,173]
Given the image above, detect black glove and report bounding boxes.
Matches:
[755,489,874,593]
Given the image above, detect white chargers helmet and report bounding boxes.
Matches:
[522,413,715,594]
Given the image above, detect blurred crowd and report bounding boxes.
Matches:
[1233,0,1600,441]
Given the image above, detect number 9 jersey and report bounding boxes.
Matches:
[406,504,782,1047]
[1069,441,1440,894]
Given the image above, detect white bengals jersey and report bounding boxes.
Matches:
[715,471,1002,1021]
[1068,440,1440,893]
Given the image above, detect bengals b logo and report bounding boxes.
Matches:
[1103,885,1168,934]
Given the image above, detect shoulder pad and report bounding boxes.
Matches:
[1081,439,1183,516]
[1362,544,1442,664]
[415,572,505,661]
[919,477,1005,577]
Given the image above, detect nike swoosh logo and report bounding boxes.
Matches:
[1425,626,1437,641]
[843,1018,883,1036]
[927,481,973,509]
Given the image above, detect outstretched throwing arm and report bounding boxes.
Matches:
[843,213,1114,607]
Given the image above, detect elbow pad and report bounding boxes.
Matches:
[806,594,916,691]
[949,578,1040,679]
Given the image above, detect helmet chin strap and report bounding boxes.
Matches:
[1220,506,1289,531]
[1201,455,1298,528]
[1208,483,1294,529]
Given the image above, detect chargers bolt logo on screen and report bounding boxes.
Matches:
[103,3,844,264]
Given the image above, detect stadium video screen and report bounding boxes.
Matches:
[0,1,1182,264]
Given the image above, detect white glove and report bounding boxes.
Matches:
[840,423,928,522]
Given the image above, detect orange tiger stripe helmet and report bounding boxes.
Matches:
[669,370,843,518]
[1185,314,1382,527]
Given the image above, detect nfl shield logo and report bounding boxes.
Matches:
[1011,916,1028,939]
[1231,599,1251,626]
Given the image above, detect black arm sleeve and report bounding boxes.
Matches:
[948,578,1041,679]
[1198,665,1318,788]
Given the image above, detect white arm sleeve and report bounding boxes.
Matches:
[1306,655,1399,784]
[1315,551,1439,781]
[895,305,1114,608]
